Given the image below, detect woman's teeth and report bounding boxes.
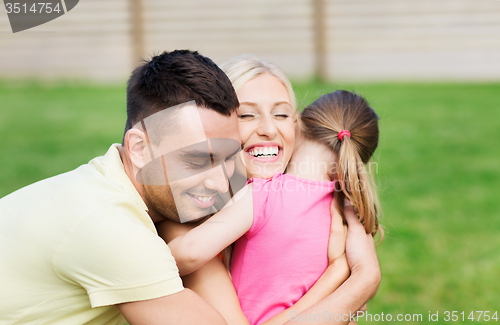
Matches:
[192,195,214,202]
[248,147,279,158]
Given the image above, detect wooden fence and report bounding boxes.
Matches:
[0,0,499,81]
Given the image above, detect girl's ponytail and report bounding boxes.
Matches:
[300,90,382,238]
[336,131,380,237]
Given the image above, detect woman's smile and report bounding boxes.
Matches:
[244,142,282,162]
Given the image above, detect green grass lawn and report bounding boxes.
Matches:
[1,80,499,324]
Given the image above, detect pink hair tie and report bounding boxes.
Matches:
[338,130,351,141]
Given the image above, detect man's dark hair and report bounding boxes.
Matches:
[124,50,239,140]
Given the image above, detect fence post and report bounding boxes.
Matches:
[129,0,146,67]
[313,0,327,82]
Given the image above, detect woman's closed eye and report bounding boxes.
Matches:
[274,113,290,119]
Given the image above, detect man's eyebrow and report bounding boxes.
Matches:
[178,149,212,158]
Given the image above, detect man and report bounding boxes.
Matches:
[0,50,380,325]
[0,50,238,324]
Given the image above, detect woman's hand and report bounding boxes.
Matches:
[343,200,381,300]
[344,201,381,288]
[332,199,378,324]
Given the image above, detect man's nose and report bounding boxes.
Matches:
[203,164,229,194]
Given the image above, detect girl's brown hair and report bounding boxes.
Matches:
[300,90,382,238]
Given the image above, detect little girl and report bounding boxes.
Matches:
[166,90,383,325]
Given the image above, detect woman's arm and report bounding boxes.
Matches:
[163,185,254,276]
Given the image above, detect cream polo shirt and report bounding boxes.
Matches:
[0,144,183,325]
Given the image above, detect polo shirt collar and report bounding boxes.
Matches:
[103,144,149,213]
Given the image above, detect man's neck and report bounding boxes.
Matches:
[119,145,163,221]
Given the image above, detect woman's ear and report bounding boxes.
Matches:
[124,128,149,170]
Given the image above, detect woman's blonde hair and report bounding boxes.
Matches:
[300,90,383,239]
[220,54,297,114]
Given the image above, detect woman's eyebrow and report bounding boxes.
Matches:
[239,102,258,107]
[273,101,292,108]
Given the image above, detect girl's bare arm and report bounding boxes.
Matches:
[157,214,250,325]
[162,185,253,276]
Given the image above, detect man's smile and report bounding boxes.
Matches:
[186,193,216,208]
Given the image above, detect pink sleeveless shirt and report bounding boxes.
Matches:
[231,172,335,325]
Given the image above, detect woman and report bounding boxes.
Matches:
[158,55,380,325]
[222,55,297,182]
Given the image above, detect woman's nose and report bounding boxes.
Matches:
[256,115,278,139]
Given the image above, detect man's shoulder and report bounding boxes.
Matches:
[0,147,143,229]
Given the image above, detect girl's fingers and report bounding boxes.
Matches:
[328,198,348,263]
[329,199,345,235]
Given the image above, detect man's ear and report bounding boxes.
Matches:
[124,128,150,170]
